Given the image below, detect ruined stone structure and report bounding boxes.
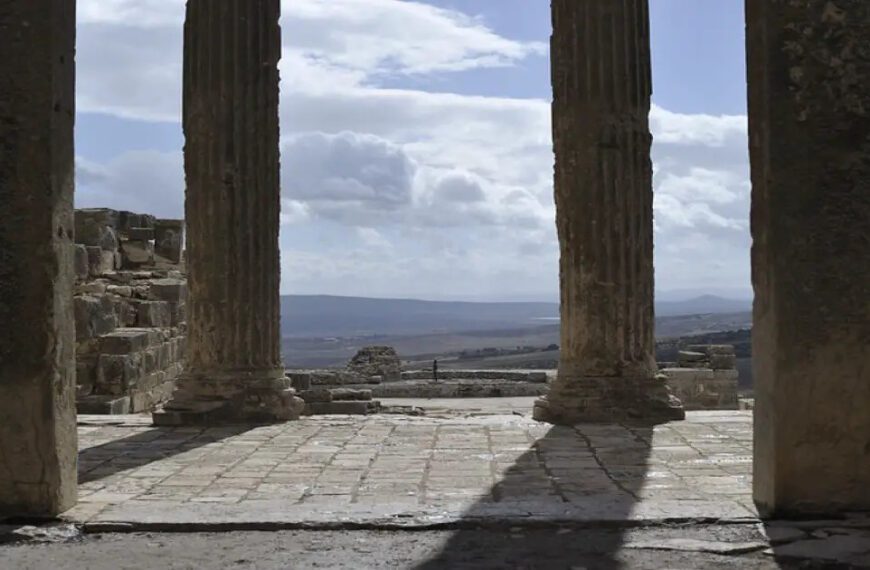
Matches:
[1,0,868,521]
[153,0,304,425]
[746,0,870,517]
[285,373,383,416]
[291,346,550,399]
[534,0,684,424]
[660,345,739,411]
[0,0,78,516]
[346,346,402,382]
[73,209,187,415]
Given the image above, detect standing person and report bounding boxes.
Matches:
[433,359,439,383]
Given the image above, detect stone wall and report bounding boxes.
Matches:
[660,345,739,411]
[73,208,187,414]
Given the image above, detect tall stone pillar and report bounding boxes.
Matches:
[534,0,683,425]
[746,0,870,517]
[154,0,303,425]
[0,0,78,515]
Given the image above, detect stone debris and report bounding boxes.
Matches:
[660,344,739,410]
[73,208,186,414]
[1,523,82,544]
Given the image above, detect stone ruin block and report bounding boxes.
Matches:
[99,328,157,355]
[148,278,187,303]
[112,298,138,327]
[128,227,155,241]
[76,358,97,398]
[74,295,117,341]
[73,245,89,281]
[85,246,116,277]
[329,388,373,401]
[118,211,156,234]
[154,219,184,263]
[96,353,142,395]
[132,300,172,328]
[287,372,312,391]
[73,207,188,415]
[121,240,155,268]
[347,346,402,382]
[300,388,333,403]
[75,208,119,246]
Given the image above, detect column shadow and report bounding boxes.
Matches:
[415,423,654,569]
[78,426,253,484]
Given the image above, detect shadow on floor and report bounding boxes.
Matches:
[415,422,654,569]
[78,425,254,484]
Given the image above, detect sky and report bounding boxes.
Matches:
[75,0,751,302]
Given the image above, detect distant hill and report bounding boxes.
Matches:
[657,295,752,317]
[280,294,751,339]
[280,295,557,338]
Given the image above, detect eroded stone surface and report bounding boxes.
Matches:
[0,0,78,516]
[746,0,870,516]
[72,209,187,414]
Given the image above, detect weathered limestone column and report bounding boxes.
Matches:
[534,0,684,424]
[154,0,303,425]
[746,0,870,517]
[0,0,78,515]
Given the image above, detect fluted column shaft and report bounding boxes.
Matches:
[156,0,302,424]
[535,0,683,424]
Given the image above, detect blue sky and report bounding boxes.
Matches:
[75,0,751,301]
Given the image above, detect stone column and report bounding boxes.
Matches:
[0,0,78,515]
[534,0,683,424]
[746,0,870,517]
[154,0,303,425]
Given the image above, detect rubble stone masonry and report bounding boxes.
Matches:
[72,208,187,415]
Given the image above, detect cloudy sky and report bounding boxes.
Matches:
[75,0,751,302]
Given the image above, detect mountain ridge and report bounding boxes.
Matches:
[280,294,752,338]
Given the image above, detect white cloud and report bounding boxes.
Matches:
[73,0,751,299]
[76,151,184,219]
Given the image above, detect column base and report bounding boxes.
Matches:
[153,369,304,426]
[533,374,685,425]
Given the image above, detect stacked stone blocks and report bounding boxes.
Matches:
[660,345,739,411]
[287,373,381,416]
[73,208,187,414]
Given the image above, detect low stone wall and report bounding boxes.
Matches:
[661,344,739,411]
[401,370,550,383]
[74,208,187,414]
[287,374,382,415]
[288,365,552,399]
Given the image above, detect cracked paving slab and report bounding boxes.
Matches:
[61,407,759,529]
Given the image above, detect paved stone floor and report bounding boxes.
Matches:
[67,400,756,528]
